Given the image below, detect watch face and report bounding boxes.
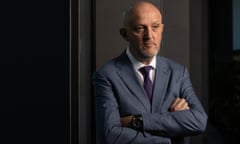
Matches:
[133,117,139,127]
[132,115,143,129]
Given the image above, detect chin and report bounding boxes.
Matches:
[147,50,158,57]
[139,48,158,58]
[141,53,156,59]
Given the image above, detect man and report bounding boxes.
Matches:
[92,1,208,144]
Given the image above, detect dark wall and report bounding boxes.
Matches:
[3,1,70,144]
[208,1,240,144]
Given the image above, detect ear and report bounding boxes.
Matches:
[160,24,164,32]
[120,28,129,41]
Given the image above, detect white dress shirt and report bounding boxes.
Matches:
[126,48,156,86]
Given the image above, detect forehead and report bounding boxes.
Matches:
[127,3,162,25]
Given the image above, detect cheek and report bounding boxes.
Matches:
[156,34,162,43]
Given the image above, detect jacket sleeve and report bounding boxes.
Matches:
[142,67,208,137]
[92,72,171,144]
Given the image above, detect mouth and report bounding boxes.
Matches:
[144,42,155,47]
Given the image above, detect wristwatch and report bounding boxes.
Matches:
[131,115,143,130]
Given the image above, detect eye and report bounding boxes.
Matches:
[152,24,160,31]
[134,26,144,32]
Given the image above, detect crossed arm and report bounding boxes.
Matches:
[121,97,190,127]
[93,68,208,144]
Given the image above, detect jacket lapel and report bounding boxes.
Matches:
[151,56,170,112]
[116,51,151,112]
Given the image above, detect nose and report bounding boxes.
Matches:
[143,27,153,41]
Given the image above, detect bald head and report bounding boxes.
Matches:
[122,1,162,28]
[120,1,164,64]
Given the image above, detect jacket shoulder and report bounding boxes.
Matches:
[158,56,186,71]
[94,56,121,77]
[94,51,129,75]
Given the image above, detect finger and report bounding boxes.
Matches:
[170,98,189,111]
[176,98,186,107]
[181,101,190,110]
[170,98,186,111]
[172,98,186,110]
[170,97,180,110]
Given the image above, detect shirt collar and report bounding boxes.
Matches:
[126,48,156,71]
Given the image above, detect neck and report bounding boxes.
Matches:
[137,57,153,65]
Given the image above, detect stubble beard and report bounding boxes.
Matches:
[137,46,159,62]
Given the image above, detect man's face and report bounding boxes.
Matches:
[123,4,163,63]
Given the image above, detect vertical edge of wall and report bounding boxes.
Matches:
[189,0,209,144]
[79,0,94,143]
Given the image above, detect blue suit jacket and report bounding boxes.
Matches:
[93,50,208,144]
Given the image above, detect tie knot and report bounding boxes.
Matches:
[139,66,153,76]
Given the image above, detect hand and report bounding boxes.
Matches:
[169,97,190,112]
[120,115,133,127]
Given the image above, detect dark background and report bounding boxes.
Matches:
[208,0,240,143]
[2,1,70,144]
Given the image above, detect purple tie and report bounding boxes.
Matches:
[139,66,153,101]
